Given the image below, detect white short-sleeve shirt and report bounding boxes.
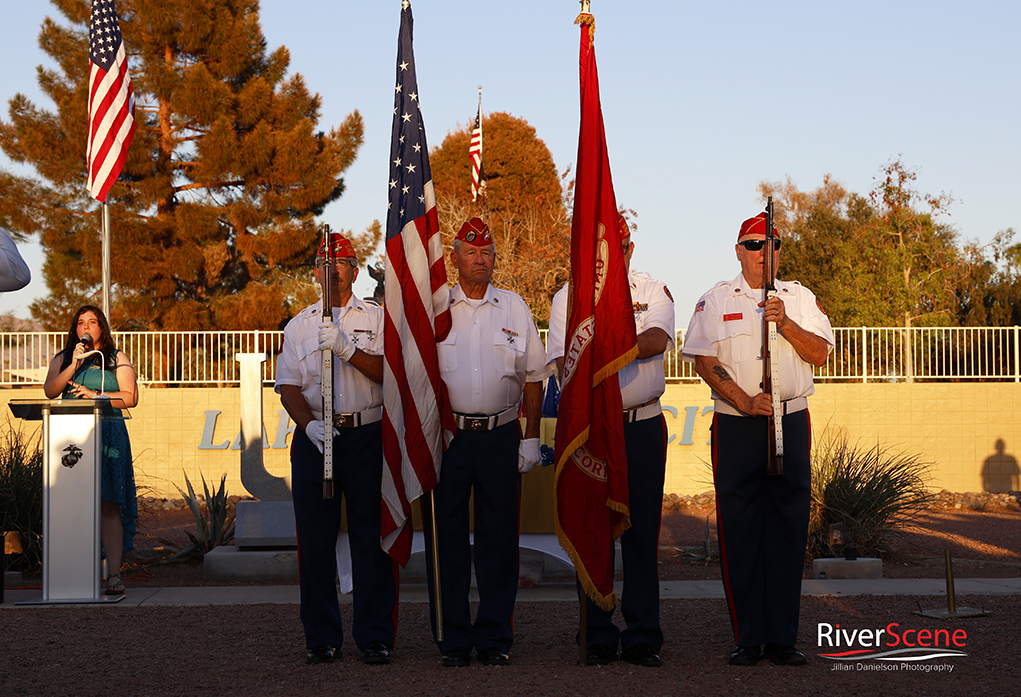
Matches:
[546,271,676,409]
[439,283,550,415]
[275,296,384,419]
[681,273,834,404]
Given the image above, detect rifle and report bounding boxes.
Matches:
[319,224,336,500]
[763,197,784,476]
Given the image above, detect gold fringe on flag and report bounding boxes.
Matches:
[575,12,595,42]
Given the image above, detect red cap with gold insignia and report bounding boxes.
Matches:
[738,212,779,241]
[317,232,357,260]
[618,213,632,240]
[455,217,493,246]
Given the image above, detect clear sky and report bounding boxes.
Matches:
[2,1,1018,326]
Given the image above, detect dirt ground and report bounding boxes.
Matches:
[107,498,1021,588]
[2,500,1018,697]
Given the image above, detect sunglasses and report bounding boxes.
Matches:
[738,238,781,252]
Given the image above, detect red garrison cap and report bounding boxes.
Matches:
[618,214,632,240]
[317,232,356,259]
[738,212,779,240]
[455,217,493,246]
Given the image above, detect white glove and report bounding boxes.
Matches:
[304,419,338,454]
[518,438,541,474]
[318,321,356,361]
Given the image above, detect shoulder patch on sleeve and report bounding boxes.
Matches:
[663,285,673,302]
[816,299,827,315]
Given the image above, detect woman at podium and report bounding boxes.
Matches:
[43,305,139,596]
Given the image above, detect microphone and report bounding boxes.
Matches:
[79,333,93,347]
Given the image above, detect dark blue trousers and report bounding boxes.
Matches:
[712,410,811,647]
[291,424,398,652]
[427,422,520,654]
[584,414,667,652]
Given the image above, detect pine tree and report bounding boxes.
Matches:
[0,0,371,330]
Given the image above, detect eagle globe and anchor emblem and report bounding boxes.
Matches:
[61,444,84,468]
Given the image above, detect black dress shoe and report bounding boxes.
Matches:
[477,647,510,666]
[441,646,472,667]
[621,643,662,667]
[584,643,617,666]
[727,645,761,666]
[763,643,808,666]
[306,645,338,665]
[362,640,392,665]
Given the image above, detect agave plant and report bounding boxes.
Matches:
[809,431,935,560]
[679,516,718,563]
[172,472,235,560]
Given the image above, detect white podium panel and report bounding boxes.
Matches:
[9,399,122,604]
[43,410,102,601]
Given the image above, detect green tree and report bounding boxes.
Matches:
[760,159,966,328]
[430,111,570,322]
[955,229,1021,327]
[0,0,373,330]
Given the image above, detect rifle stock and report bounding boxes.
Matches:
[763,197,784,476]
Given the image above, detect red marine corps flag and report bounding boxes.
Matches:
[554,8,637,610]
[87,0,136,202]
[381,1,455,566]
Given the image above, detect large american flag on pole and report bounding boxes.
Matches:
[468,99,483,202]
[380,1,454,566]
[87,0,136,203]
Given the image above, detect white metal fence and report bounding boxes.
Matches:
[2,326,1019,386]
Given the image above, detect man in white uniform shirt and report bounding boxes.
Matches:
[430,217,548,667]
[682,212,833,667]
[546,215,675,667]
[276,233,397,667]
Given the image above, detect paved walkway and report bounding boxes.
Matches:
[4,578,1020,608]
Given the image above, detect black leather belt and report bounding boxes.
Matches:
[453,406,518,432]
[332,406,383,429]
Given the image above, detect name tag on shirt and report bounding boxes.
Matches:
[723,313,743,322]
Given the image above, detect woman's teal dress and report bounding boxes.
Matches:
[62,360,138,553]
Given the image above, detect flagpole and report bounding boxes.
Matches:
[576,0,590,667]
[102,203,111,318]
[577,0,592,668]
[426,490,444,642]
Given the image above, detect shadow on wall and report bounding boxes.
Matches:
[982,438,1020,493]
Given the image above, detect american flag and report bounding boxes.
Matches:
[87,0,136,203]
[380,2,454,566]
[468,100,483,202]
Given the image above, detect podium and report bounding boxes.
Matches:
[8,398,124,604]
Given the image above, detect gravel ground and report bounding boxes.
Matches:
[1,595,1014,696]
[2,497,1018,696]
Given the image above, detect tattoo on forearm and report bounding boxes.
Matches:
[712,366,732,383]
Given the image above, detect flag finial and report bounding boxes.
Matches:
[576,2,595,34]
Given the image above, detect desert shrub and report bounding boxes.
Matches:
[0,419,43,572]
[809,432,935,560]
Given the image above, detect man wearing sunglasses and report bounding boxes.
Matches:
[681,212,833,667]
